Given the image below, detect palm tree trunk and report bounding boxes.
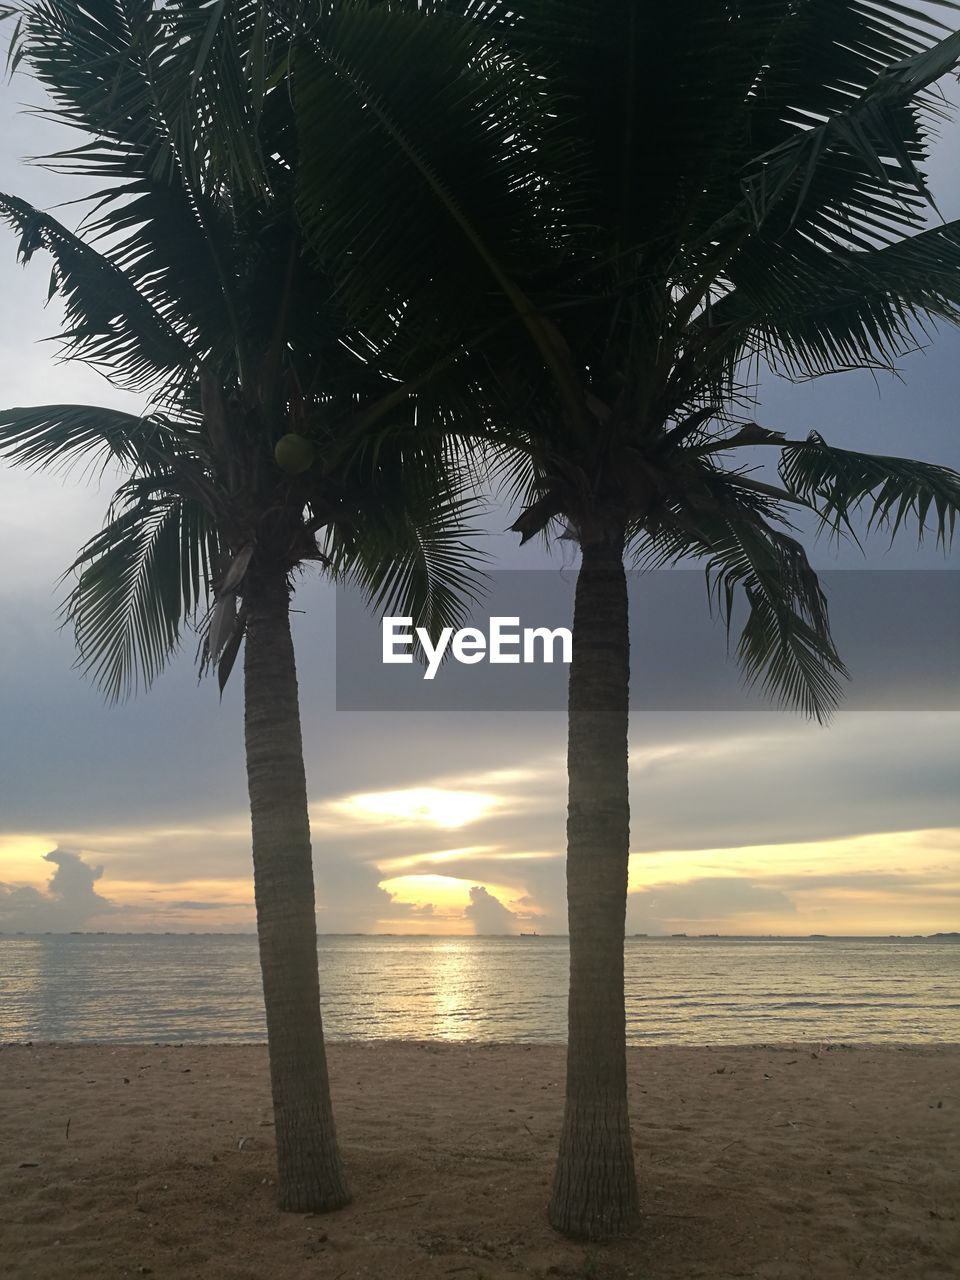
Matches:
[548,530,638,1240]
[243,563,351,1213]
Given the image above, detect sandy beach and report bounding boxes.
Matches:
[1,1042,957,1279]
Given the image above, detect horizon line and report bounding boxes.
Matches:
[1,930,957,940]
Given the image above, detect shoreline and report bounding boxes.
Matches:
[2,1042,958,1278]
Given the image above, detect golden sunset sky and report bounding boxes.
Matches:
[3,714,959,936]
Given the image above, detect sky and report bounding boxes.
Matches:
[0,37,958,938]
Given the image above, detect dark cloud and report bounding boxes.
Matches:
[0,849,114,932]
[464,885,517,935]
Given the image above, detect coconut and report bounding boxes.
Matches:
[274,433,315,475]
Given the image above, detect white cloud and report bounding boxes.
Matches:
[463,885,518,935]
[0,848,115,931]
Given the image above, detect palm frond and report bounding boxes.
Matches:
[637,494,847,722]
[694,216,960,389]
[63,479,221,701]
[736,24,960,240]
[705,516,848,723]
[0,403,197,477]
[0,193,196,389]
[780,432,960,546]
[156,0,290,196]
[323,434,489,643]
[292,2,590,431]
[6,0,266,362]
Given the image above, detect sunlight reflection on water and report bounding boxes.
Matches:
[0,934,957,1044]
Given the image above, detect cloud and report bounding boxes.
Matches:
[167,900,240,911]
[628,876,797,934]
[463,885,517,935]
[314,855,400,933]
[322,787,501,831]
[627,716,960,853]
[0,848,115,932]
[762,870,960,894]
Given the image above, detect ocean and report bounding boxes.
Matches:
[1,933,957,1045]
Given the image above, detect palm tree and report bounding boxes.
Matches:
[0,0,482,1214]
[282,0,960,1238]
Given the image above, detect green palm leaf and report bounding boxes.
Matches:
[735,25,960,237]
[781,433,960,546]
[291,1,589,431]
[63,480,221,701]
[0,194,196,389]
[640,502,847,723]
[692,218,960,388]
[703,516,848,723]
[324,435,489,642]
[0,403,196,477]
[8,0,275,364]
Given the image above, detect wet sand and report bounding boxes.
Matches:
[1,1042,957,1279]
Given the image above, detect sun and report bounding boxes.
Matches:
[326,787,497,830]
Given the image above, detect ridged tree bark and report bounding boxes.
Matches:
[549,529,639,1240]
[243,563,351,1213]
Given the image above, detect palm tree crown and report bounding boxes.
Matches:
[285,0,960,715]
[0,0,483,699]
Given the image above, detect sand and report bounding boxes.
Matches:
[1,1041,957,1279]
